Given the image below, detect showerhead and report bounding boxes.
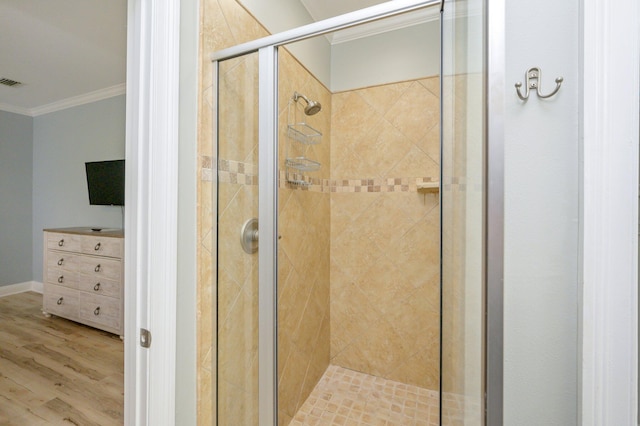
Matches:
[293,91,322,116]
[303,100,322,116]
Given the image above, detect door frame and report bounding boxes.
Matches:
[580,0,639,424]
[486,0,505,423]
[124,0,181,424]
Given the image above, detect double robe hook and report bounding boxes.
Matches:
[515,67,563,100]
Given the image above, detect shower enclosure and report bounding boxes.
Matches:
[204,0,484,424]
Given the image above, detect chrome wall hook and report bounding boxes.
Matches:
[515,67,563,100]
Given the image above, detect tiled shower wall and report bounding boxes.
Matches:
[329,80,441,391]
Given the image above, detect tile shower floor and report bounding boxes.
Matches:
[289,365,439,426]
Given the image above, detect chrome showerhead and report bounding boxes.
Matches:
[293,91,322,116]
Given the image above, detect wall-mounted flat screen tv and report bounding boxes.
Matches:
[85,160,125,206]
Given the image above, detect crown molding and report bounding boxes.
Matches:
[0,83,126,117]
[0,103,32,116]
[30,83,126,116]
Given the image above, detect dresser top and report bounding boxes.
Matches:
[44,227,124,238]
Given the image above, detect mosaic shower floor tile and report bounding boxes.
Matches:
[289,365,439,426]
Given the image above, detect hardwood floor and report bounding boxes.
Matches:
[0,291,123,425]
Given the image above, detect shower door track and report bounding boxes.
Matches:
[211,1,443,425]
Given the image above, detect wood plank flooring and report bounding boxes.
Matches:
[0,291,123,425]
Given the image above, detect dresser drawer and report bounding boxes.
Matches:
[46,233,82,253]
[46,251,79,272]
[75,256,122,281]
[78,276,122,299]
[45,268,80,289]
[46,252,122,283]
[79,293,121,332]
[43,284,79,319]
[80,236,123,259]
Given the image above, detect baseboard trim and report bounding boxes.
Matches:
[0,281,43,297]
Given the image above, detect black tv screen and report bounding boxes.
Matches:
[85,160,125,206]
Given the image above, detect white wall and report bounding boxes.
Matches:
[0,111,33,286]
[175,0,199,422]
[32,95,126,282]
[504,0,580,424]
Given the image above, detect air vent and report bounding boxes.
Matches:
[0,78,22,87]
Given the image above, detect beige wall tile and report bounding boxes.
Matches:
[330,79,441,391]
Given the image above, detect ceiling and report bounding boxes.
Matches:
[0,0,127,116]
[0,0,435,116]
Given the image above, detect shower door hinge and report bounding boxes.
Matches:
[140,328,152,348]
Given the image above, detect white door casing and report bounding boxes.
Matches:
[124,0,180,424]
[580,0,639,425]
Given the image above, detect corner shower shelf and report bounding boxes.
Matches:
[287,123,322,145]
[417,181,440,192]
[285,96,322,185]
[285,157,321,172]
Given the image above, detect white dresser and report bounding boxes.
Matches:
[42,227,124,336]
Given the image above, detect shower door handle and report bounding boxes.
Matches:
[241,218,259,254]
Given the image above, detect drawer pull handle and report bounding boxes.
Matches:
[58,239,64,247]
[94,283,101,291]
[94,242,101,251]
[57,258,64,266]
[57,297,64,305]
[94,264,101,272]
[94,307,100,316]
[58,276,64,283]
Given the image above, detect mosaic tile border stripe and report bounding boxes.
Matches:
[200,156,483,193]
[201,157,443,193]
[201,156,258,185]
[319,175,437,193]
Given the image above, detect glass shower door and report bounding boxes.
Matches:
[440,0,486,424]
[215,51,261,425]
[215,46,279,426]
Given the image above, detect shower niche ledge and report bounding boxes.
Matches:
[417,181,440,192]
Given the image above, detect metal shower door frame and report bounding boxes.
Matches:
[210,1,478,425]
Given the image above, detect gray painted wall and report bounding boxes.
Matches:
[32,95,126,282]
[504,0,580,424]
[0,111,34,286]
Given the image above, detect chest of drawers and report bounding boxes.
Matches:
[42,227,124,336]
